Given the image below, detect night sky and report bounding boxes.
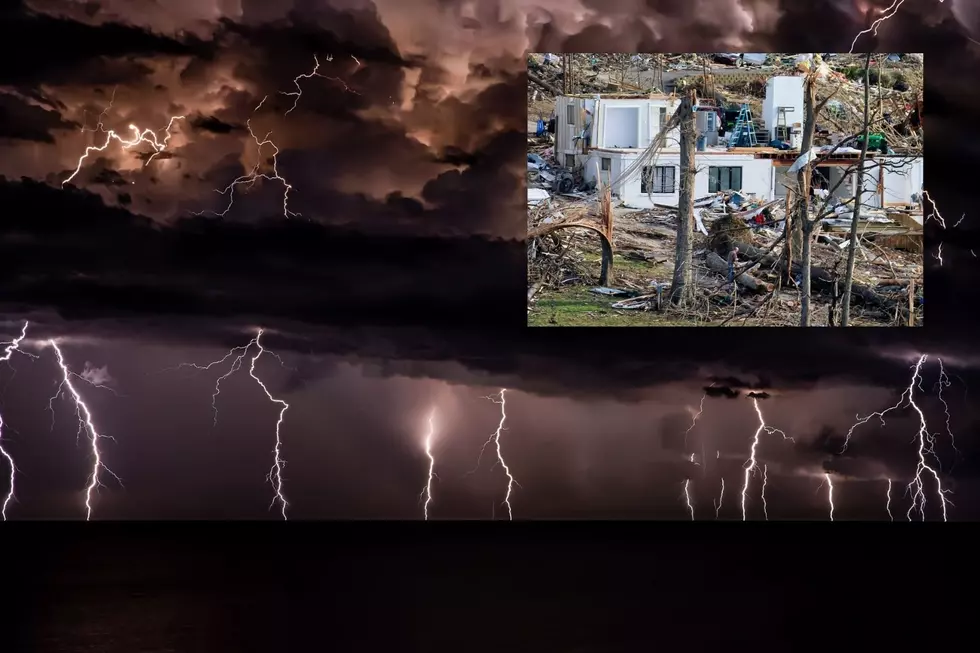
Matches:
[1,0,979,524]
[2,1,980,650]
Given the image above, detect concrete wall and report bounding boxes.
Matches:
[598,152,774,208]
[762,76,804,142]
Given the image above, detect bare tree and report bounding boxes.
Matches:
[669,90,697,305]
[783,76,816,289]
[840,52,874,327]
[794,74,818,325]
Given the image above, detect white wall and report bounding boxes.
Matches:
[882,157,923,205]
[583,153,626,193]
[595,98,680,151]
[553,96,682,169]
[603,106,640,148]
[606,152,774,208]
[762,76,804,142]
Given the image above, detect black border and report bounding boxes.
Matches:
[2,522,975,650]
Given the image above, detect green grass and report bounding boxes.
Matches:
[528,252,701,327]
[579,252,672,279]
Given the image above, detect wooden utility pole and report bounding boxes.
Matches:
[669,90,697,305]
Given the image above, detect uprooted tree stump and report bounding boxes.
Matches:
[527,222,614,285]
[707,210,752,255]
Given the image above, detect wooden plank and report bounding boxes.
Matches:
[876,233,923,252]
[887,212,923,229]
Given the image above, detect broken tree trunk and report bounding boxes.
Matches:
[840,51,873,327]
[668,90,696,305]
[726,239,901,313]
[706,252,769,293]
[528,71,563,97]
[798,74,818,326]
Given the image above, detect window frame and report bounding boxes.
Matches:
[640,165,676,194]
[708,166,743,193]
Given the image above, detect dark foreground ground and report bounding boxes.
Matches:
[0,523,975,652]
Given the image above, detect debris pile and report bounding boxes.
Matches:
[528,187,923,326]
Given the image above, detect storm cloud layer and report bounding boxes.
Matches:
[1,1,979,519]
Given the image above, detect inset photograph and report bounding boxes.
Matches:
[527,53,924,327]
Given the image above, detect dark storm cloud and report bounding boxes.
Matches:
[0,0,531,239]
[0,176,520,328]
[0,0,976,397]
[705,386,740,399]
[188,114,243,134]
[0,1,201,87]
[0,92,77,143]
[4,0,964,243]
[3,172,980,402]
[89,164,129,186]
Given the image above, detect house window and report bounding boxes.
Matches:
[601,157,611,171]
[659,107,667,126]
[706,111,716,131]
[565,154,575,168]
[566,104,576,124]
[708,166,742,193]
[641,166,676,194]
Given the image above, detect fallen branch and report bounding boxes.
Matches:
[728,239,903,314]
[528,71,563,97]
[706,252,770,292]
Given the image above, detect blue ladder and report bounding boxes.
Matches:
[729,104,757,148]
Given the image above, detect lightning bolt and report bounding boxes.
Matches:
[684,390,708,448]
[172,329,291,518]
[923,191,946,229]
[248,333,290,520]
[281,54,361,115]
[760,464,769,520]
[848,0,907,53]
[79,86,117,134]
[935,359,960,456]
[921,190,953,267]
[682,479,695,521]
[824,473,835,522]
[48,340,122,521]
[713,478,725,519]
[885,478,894,521]
[195,54,360,219]
[475,389,518,520]
[0,321,32,520]
[841,355,952,521]
[740,398,791,521]
[193,114,298,219]
[63,88,184,186]
[419,409,437,520]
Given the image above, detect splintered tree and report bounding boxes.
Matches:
[780,71,816,320]
[840,52,874,327]
[669,90,697,305]
[795,74,818,325]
